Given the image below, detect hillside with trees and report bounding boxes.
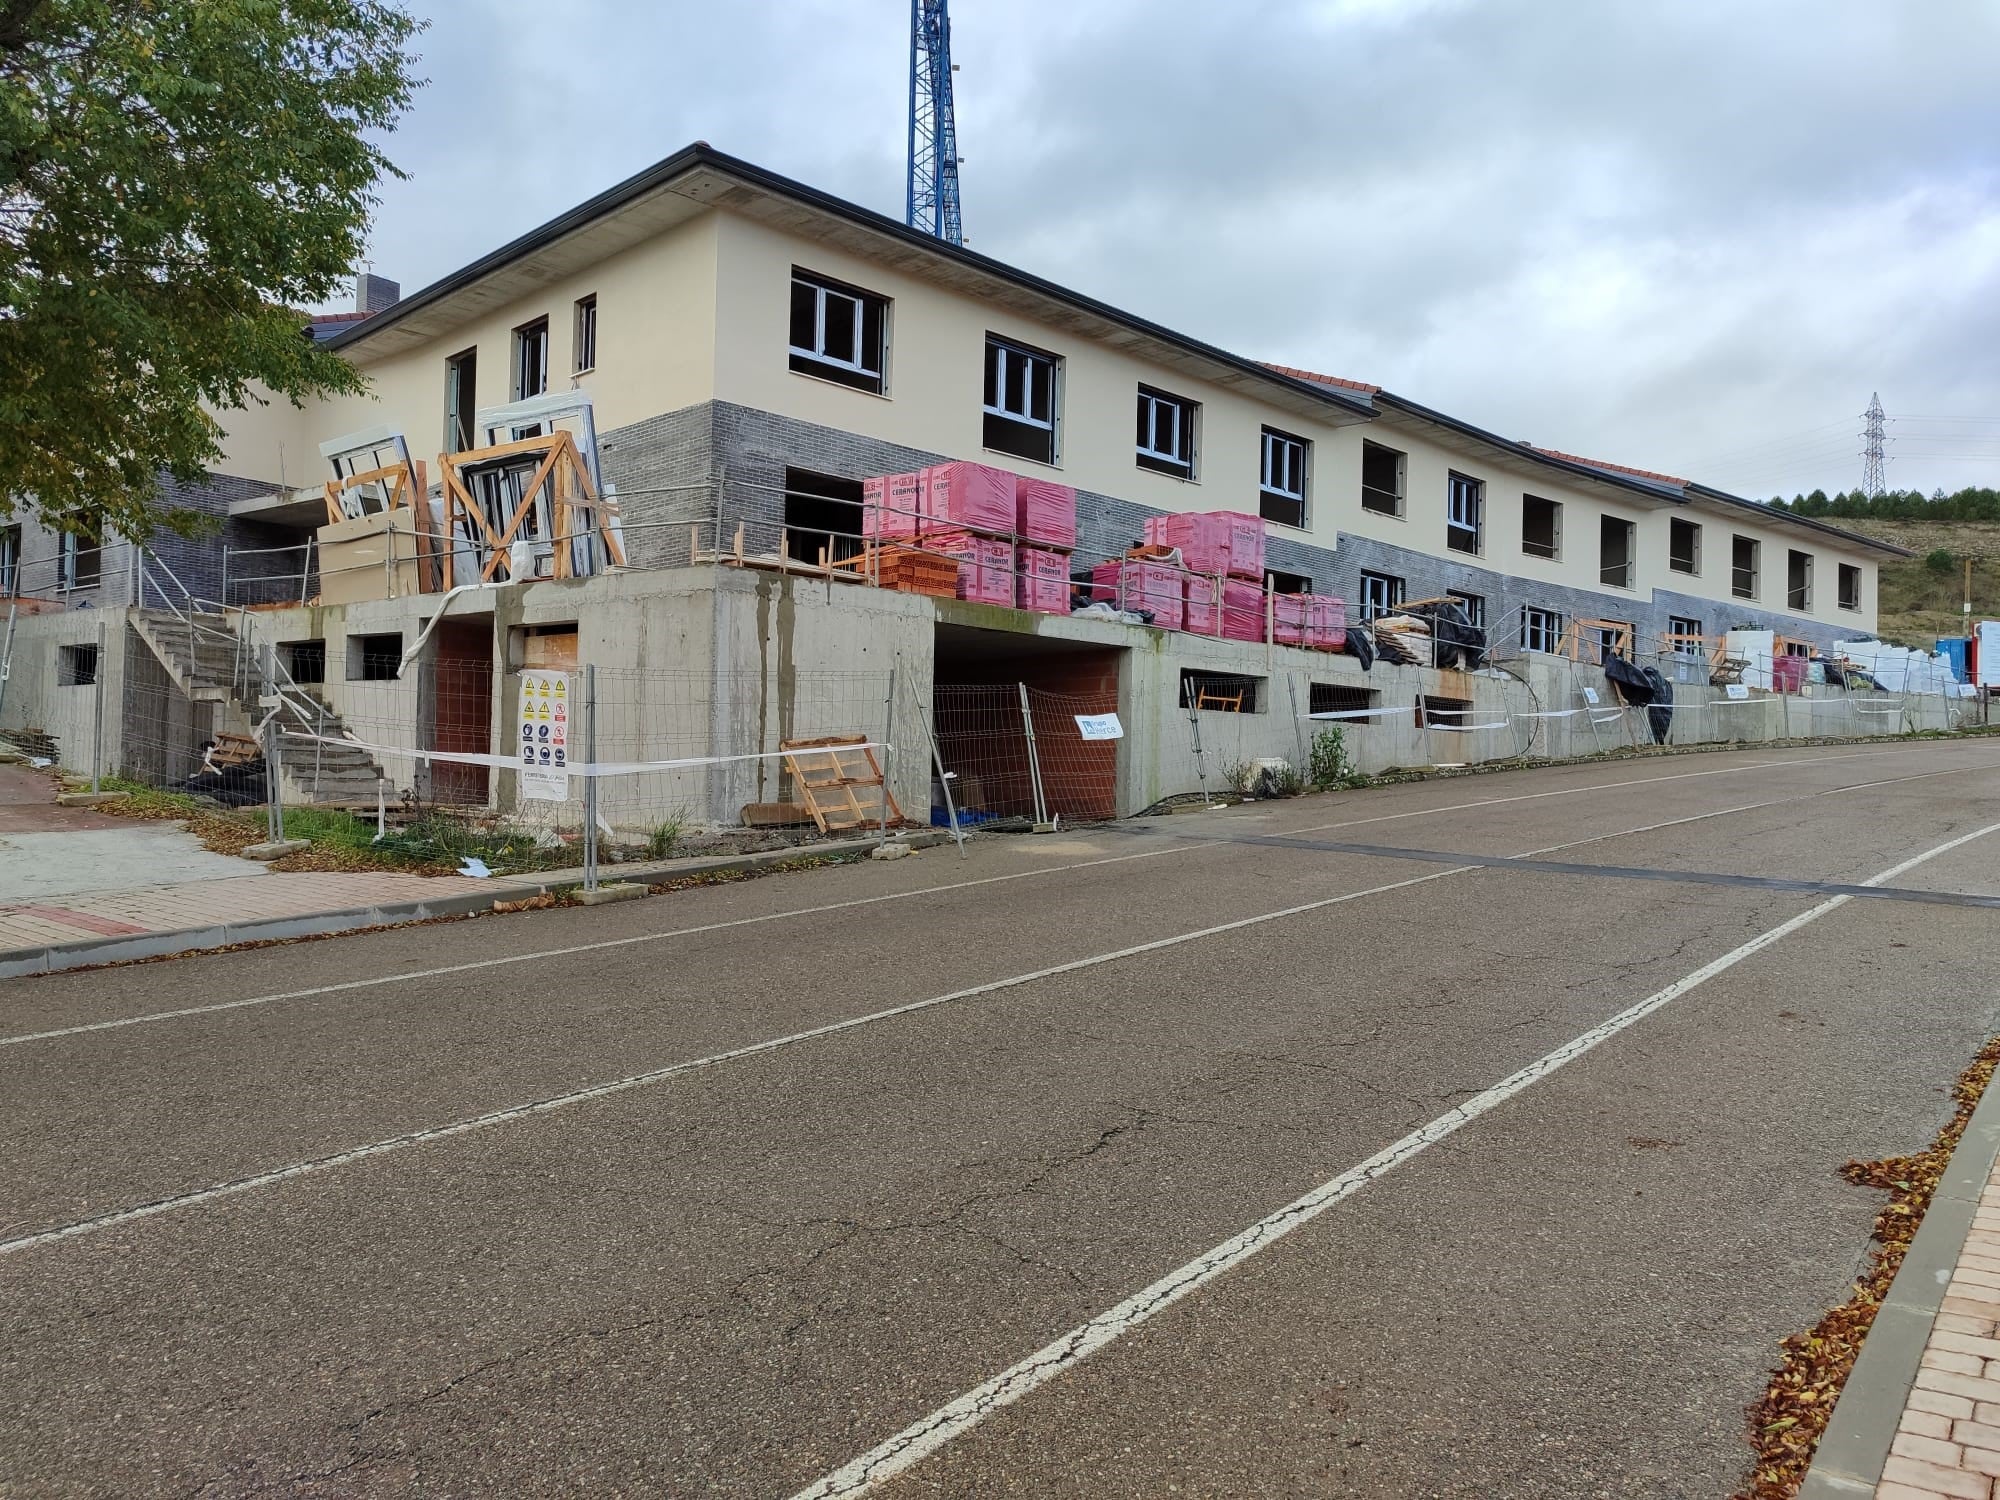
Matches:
[1769,486,2000,646]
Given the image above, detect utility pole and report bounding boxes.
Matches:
[1861,392,1887,498]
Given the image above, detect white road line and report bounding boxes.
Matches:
[0,788,1925,1257]
[786,817,2000,1500]
[1,743,1986,1051]
[0,867,1477,1258]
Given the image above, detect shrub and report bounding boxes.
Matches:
[1307,727,1354,789]
[1926,548,1957,575]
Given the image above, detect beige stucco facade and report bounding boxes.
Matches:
[206,175,1886,637]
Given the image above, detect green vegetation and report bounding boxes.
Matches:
[1,0,423,537]
[1771,484,2000,523]
[646,817,686,860]
[1307,726,1355,789]
[1926,547,1958,574]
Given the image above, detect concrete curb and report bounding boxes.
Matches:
[1799,1070,2000,1497]
[0,831,947,980]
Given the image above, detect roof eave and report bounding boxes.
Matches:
[1372,391,1687,505]
[325,144,1378,423]
[1683,483,1912,558]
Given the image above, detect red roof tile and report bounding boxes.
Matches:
[1527,446,1687,488]
[1261,362,1381,395]
[310,310,374,323]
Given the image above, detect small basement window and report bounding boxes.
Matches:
[58,643,98,686]
[1420,695,1474,729]
[1522,494,1561,559]
[784,468,866,565]
[517,623,578,672]
[1310,683,1378,718]
[1838,563,1862,612]
[281,639,327,684]
[1180,669,1262,713]
[347,632,404,682]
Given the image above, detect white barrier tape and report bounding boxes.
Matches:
[1706,698,1778,708]
[1425,721,1511,733]
[1516,708,1596,719]
[1302,707,1418,722]
[278,731,892,779]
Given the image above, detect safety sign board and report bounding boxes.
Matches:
[1074,712,1124,741]
[517,670,572,801]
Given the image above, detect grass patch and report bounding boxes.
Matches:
[1735,1035,2000,1499]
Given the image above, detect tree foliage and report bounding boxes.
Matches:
[0,0,422,538]
[1770,484,2000,523]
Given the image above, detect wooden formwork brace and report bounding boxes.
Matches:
[779,735,904,834]
[436,429,627,585]
[323,457,439,590]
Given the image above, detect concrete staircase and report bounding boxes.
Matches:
[131,610,392,807]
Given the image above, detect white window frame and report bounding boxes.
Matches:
[1359,570,1404,622]
[1135,386,1198,478]
[789,271,886,387]
[0,525,18,596]
[1668,614,1704,652]
[1523,606,1563,654]
[982,335,1061,464]
[1446,472,1483,554]
[573,295,597,374]
[1259,427,1309,527]
[513,318,549,400]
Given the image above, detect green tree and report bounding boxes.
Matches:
[0,0,423,538]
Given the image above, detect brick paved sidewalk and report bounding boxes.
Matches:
[1805,1077,2000,1499]
[1870,1165,2000,1498]
[0,869,494,956]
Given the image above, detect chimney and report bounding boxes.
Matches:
[355,272,400,315]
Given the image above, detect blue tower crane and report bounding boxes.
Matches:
[907,0,964,246]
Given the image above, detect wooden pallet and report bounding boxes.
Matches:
[779,735,904,833]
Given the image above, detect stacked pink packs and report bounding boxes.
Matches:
[1220,578,1266,642]
[1017,547,1071,614]
[930,532,1015,606]
[1302,596,1347,652]
[1272,591,1306,646]
[1141,512,1231,577]
[925,462,1016,533]
[862,472,925,538]
[1014,476,1078,550]
[1090,560,1185,629]
[1183,573,1219,634]
[1219,512,1266,581]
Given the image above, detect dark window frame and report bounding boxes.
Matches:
[782,467,866,566]
[1522,493,1562,560]
[1360,441,1405,518]
[573,294,598,374]
[444,347,478,453]
[1838,563,1862,612]
[1600,514,1638,589]
[1669,516,1701,575]
[1732,536,1760,600]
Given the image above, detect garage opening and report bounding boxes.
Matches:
[932,623,1124,825]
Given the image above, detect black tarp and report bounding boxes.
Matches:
[1402,600,1488,670]
[1640,665,1674,744]
[1343,626,1376,671]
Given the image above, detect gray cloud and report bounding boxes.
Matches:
[361,0,2000,499]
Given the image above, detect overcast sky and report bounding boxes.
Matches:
[359,0,2000,501]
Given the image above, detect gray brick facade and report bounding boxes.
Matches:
[596,399,1863,652]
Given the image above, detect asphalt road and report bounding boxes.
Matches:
[5,738,2000,1498]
